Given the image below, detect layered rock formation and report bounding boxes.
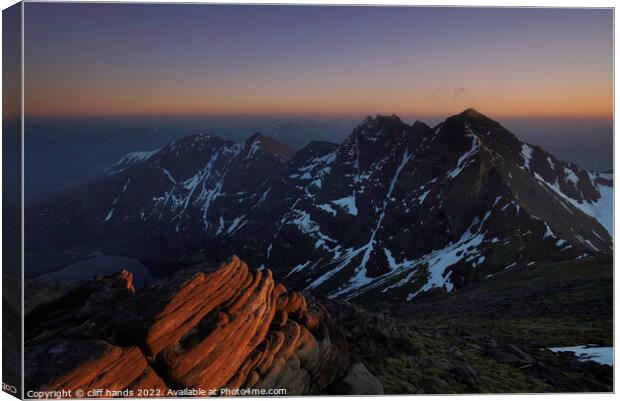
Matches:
[24,256,612,395]
[25,257,357,397]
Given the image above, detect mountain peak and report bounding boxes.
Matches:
[244,132,293,161]
[358,114,406,133]
[460,107,482,116]
[411,120,431,131]
[245,132,267,143]
[457,108,489,120]
[376,113,404,124]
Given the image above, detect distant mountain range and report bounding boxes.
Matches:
[24,117,356,202]
[27,109,613,307]
[260,117,354,150]
[23,116,612,203]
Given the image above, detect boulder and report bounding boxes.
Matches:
[337,362,384,395]
[25,338,167,395]
[25,257,349,396]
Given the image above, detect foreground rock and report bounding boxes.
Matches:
[329,361,385,395]
[26,256,610,395]
[317,296,613,393]
[25,257,362,396]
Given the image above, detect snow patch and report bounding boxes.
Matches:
[161,168,177,184]
[564,167,580,186]
[536,172,613,236]
[332,195,358,216]
[405,220,486,300]
[548,346,613,366]
[287,261,311,277]
[521,143,534,169]
[317,203,337,216]
[226,216,246,235]
[246,139,262,159]
[418,190,431,204]
[104,209,114,222]
[543,224,555,239]
[108,149,158,175]
[447,128,480,179]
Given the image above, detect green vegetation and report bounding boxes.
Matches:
[339,256,613,393]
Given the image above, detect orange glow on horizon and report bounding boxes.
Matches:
[22,4,612,123]
[24,92,612,121]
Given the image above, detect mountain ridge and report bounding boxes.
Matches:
[26,109,613,308]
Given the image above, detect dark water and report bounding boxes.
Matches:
[42,251,154,288]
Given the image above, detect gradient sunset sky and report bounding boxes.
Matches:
[24,3,612,120]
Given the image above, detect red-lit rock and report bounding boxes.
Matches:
[25,257,352,396]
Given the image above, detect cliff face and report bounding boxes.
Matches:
[25,257,361,396]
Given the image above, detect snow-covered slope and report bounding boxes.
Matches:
[107,149,159,175]
[28,109,613,307]
[227,109,613,303]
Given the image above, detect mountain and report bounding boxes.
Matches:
[26,109,613,307]
[27,132,291,268]
[260,117,355,150]
[24,120,196,203]
[24,116,336,203]
[221,109,612,305]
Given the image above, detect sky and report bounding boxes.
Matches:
[3,2,21,121]
[23,3,612,120]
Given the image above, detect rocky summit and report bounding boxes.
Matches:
[25,257,612,395]
[25,257,365,396]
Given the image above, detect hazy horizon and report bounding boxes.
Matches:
[18,3,614,194]
[23,111,612,173]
